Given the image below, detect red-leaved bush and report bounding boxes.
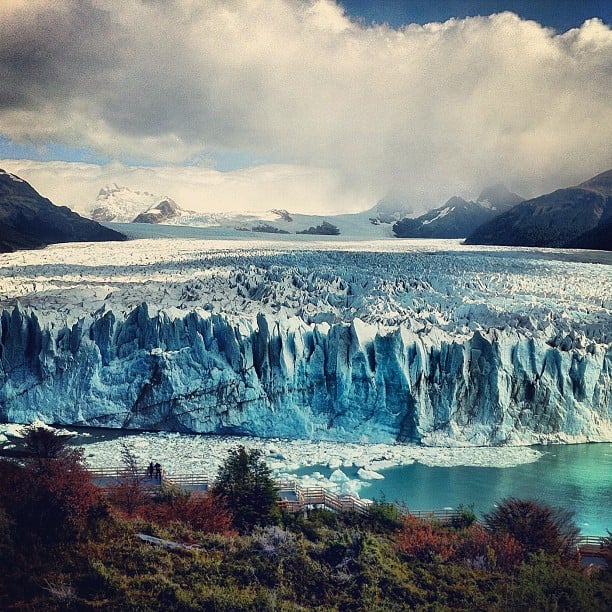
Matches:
[141,492,235,536]
[0,449,102,544]
[456,523,523,571]
[395,515,458,563]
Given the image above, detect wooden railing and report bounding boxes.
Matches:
[576,535,607,547]
[163,473,210,489]
[87,468,610,552]
[87,467,462,519]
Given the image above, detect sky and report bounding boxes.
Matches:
[0,0,610,215]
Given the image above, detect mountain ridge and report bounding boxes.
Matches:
[393,184,523,239]
[0,170,126,253]
[465,169,612,250]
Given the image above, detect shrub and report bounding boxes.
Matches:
[366,500,405,533]
[0,448,102,545]
[395,515,457,563]
[483,498,580,561]
[143,491,235,536]
[456,523,523,571]
[451,503,477,529]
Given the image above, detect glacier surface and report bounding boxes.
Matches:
[0,237,610,445]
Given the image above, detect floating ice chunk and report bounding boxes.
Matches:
[357,467,384,480]
[340,480,362,497]
[330,469,350,483]
[327,457,342,469]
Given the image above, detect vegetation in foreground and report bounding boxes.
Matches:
[0,427,610,610]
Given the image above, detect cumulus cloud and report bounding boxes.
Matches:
[1,0,611,211]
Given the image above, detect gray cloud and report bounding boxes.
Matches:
[1,0,611,210]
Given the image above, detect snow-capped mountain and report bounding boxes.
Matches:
[90,184,188,223]
[466,169,612,250]
[88,184,412,237]
[0,169,125,253]
[393,185,523,239]
[132,198,185,224]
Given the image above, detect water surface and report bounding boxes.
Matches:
[296,443,611,535]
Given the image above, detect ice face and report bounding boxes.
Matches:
[0,238,610,445]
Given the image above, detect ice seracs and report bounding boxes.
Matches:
[0,238,609,446]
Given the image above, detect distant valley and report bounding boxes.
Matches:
[87,170,612,250]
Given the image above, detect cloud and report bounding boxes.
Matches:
[0,158,373,215]
[1,0,611,210]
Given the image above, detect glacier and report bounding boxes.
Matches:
[0,237,610,445]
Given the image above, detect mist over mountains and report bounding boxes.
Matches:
[1,167,610,252]
[393,184,524,239]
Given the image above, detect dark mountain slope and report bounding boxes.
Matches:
[393,185,523,239]
[568,217,612,251]
[0,169,126,253]
[465,169,612,250]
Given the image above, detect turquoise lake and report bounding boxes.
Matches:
[295,443,612,536]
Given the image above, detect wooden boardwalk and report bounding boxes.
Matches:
[88,467,460,521]
[87,467,609,558]
[576,536,611,565]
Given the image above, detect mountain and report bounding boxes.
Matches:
[90,184,406,236]
[465,169,612,250]
[476,183,524,210]
[393,184,523,238]
[0,169,125,253]
[90,185,186,223]
[132,198,184,224]
[566,217,612,251]
[368,195,414,224]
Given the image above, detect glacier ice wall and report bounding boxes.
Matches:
[1,303,610,445]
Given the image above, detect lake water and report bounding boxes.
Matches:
[294,443,612,536]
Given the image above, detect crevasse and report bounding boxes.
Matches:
[0,303,610,445]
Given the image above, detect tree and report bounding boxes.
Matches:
[0,448,101,547]
[108,441,148,515]
[211,446,280,533]
[20,424,74,464]
[483,498,580,561]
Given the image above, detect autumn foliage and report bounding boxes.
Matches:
[395,514,524,571]
[0,448,102,545]
[395,515,458,562]
[140,491,235,535]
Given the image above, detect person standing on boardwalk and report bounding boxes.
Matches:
[147,462,154,479]
[154,462,162,481]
